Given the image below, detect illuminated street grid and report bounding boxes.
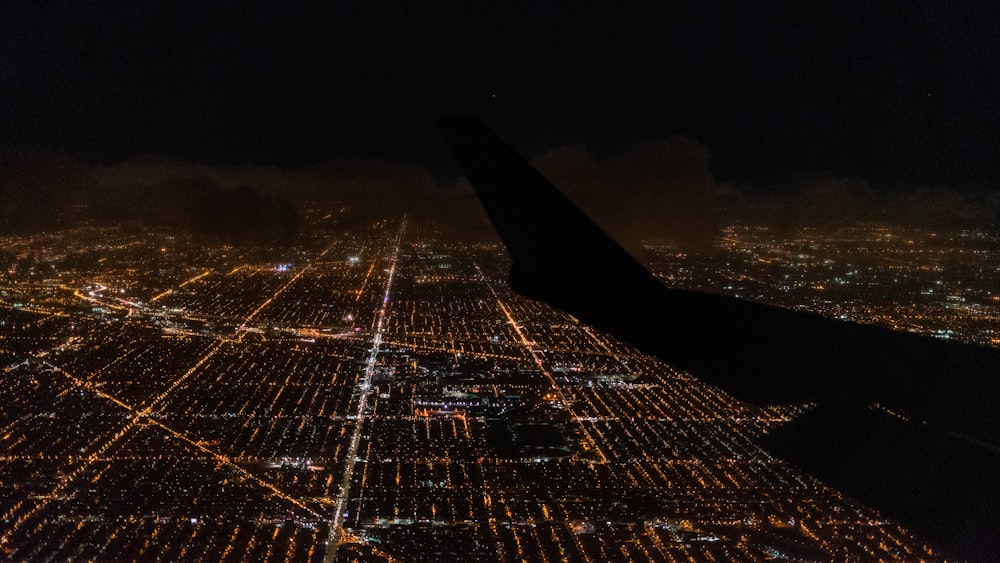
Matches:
[0,215,947,561]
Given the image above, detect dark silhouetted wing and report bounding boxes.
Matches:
[439,117,1000,559]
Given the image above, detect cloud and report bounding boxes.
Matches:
[279,158,490,233]
[886,186,996,227]
[0,150,488,239]
[531,136,719,250]
[723,176,999,231]
[4,145,990,243]
[0,149,94,234]
[0,137,723,245]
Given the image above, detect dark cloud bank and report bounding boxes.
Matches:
[722,176,999,232]
[533,136,718,250]
[1,142,996,245]
[536,139,998,249]
[0,151,480,243]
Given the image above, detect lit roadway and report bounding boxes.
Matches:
[1,241,340,551]
[326,218,406,562]
[149,268,213,303]
[478,266,609,464]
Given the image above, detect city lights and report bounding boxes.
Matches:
[0,212,986,560]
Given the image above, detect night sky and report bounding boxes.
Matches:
[2,1,999,235]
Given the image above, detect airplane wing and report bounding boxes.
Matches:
[438,117,1000,559]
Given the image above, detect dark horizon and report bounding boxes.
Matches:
[2,2,999,189]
